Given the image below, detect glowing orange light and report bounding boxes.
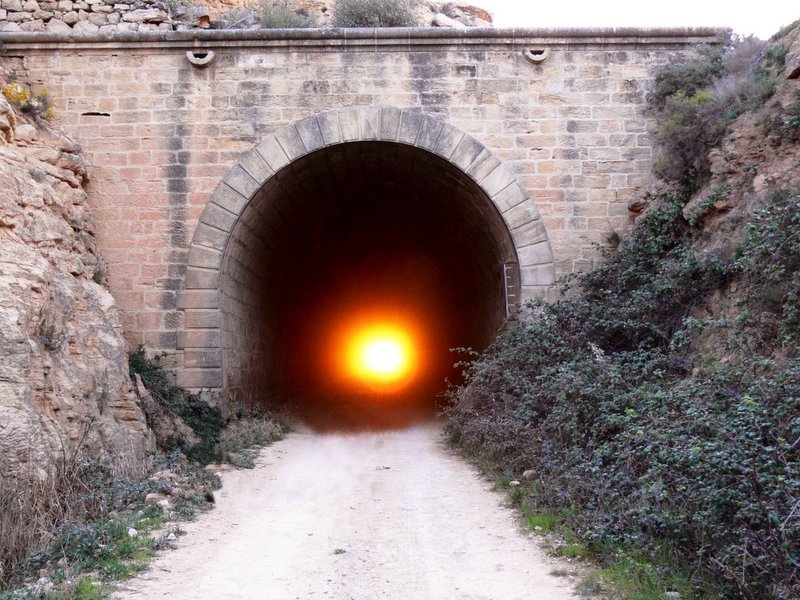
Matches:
[342,323,417,391]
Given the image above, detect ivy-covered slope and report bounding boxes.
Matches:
[445,25,800,600]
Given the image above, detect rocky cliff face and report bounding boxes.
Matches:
[685,28,800,256]
[0,0,492,33]
[0,91,151,477]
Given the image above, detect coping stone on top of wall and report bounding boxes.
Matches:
[0,25,729,52]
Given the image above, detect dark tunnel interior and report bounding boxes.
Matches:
[219,141,518,429]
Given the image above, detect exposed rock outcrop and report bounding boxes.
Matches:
[687,28,800,252]
[0,0,493,33]
[0,89,152,477]
[629,27,800,249]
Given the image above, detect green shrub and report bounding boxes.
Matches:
[259,0,314,28]
[1,440,218,594]
[734,190,800,353]
[650,37,778,188]
[771,19,800,42]
[128,347,223,464]
[648,45,725,110]
[332,0,419,28]
[782,103,800,133]
[446,189,800,598]
[128,347,286,466]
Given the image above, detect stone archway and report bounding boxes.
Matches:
[177,107,554,411]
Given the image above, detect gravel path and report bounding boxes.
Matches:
[114,423,579,600]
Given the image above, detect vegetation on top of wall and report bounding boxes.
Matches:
[259,0,315,28]
[332,0,419,27]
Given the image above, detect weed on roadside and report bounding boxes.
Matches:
[2,349,286,597]
[217,413,288,468]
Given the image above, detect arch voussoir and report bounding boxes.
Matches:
[317,111,343,146]
[222,164,260,199]
[480,164,517,198]
[511,218,549,248]
[191,222,228,251]
[358,107,382,140]
[466,152,502,184]
[432,122,465,160]
[504,200,541,231]
[415,115,445,152]
[237,147,274,185]
[295,115,326,153]
[378,107,402,141]
[450,135,487,171]
[274,126,306,160]
[187,245,223,270]
[209,183,248,218]
[492,182,526,213]
[337,108,361,141]
[255,134,292,172]
[397,109,425,145]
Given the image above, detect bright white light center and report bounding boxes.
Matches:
[362,339,404,375]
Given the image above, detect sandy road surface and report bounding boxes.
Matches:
[114,423,578,600]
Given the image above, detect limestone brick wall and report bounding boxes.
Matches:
[0,28,720,389]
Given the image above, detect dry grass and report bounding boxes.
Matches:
[217,415,287,468]
[0,424,149,590]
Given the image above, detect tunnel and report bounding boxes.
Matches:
[218,140,519,429]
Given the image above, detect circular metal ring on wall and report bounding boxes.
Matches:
[186,50,216,68]
[523,48,549,64]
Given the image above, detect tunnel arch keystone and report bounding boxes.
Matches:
[177,108,555,395]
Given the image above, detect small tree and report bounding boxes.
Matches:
[332,0,419,28]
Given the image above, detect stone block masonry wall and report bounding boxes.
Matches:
[0,28,720,391]
[0,0,178,33]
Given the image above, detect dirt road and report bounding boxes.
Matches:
[114,423,579,600]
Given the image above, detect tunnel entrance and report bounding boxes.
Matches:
[217,140,518,428]
[219,140,518,428]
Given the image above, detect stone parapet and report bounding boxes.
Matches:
[0,25,725,49]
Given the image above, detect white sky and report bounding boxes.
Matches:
[479,1,798,40]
